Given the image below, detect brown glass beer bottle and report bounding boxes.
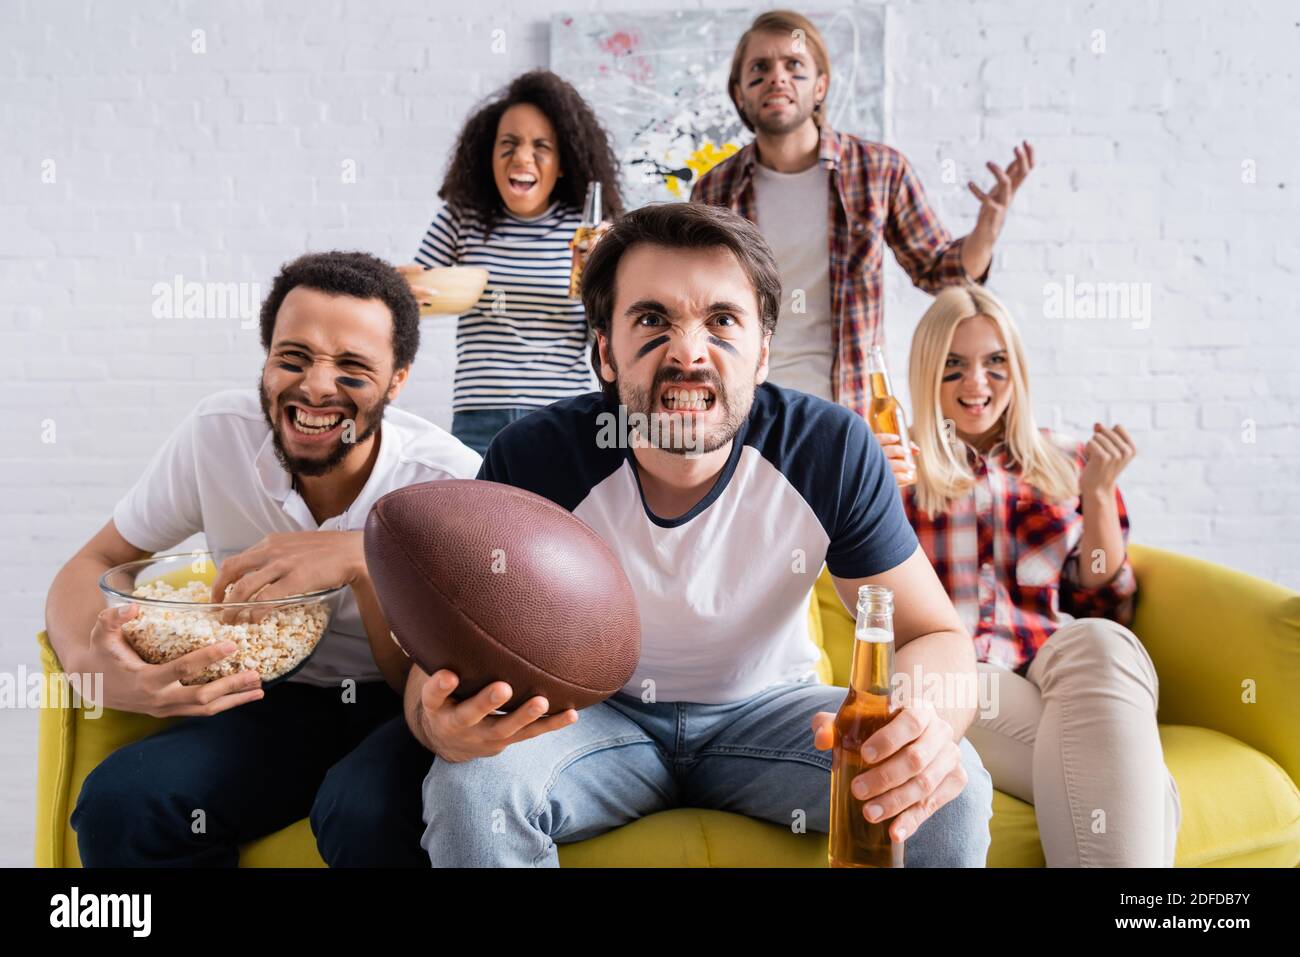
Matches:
[866,345,916,485]
[568,181,603,299]
[829,584,903,868]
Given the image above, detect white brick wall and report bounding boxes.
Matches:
[3,0,1298,689]
[887,0,1300,597]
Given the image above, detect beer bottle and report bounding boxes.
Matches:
[568,181,603,299]
[829,584,903,868]
[866,345,916,485]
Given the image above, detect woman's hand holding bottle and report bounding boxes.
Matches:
[876,432,920,489]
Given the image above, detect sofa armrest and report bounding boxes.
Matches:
[35,631,75,867]
[1129,544,1300,787]
[35,630,179,867]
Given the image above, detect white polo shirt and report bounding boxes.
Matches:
[112,389,482,687]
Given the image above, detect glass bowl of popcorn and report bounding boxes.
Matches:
[99,551,346,685]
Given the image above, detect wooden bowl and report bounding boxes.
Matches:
[417,267,490,316]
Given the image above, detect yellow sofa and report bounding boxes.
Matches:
[35,544,1300,867]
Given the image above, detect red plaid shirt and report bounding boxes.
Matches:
[690,123,983,417]
[902,430,1138,672]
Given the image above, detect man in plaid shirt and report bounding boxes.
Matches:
[690,9,1034,417]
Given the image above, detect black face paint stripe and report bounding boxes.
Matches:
[278,363,303,373]
[335,376,367,389]
[746,76,764,88]
[707,335,740,355]
[987,371,1007,380]
[634,335,670,360]
[941,372,962,382]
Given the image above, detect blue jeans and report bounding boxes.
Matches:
[420,679,994,867]
[450,407,537,457]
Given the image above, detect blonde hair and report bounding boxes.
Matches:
[908,285,1079,517]
[728,10,831,133]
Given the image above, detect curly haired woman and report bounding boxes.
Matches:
[402,70,626,454]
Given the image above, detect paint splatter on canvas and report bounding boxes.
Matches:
[550,6,887,209]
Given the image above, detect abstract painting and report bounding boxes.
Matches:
[550,5,888,209]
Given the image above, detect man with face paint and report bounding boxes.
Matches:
[692,9,1033,416]
[48,251,481,866]
[406,203,994,867]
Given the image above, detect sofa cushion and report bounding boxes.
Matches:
[227,724,1300,868]
[1158,724,1300,867]
[37,550,1300,868]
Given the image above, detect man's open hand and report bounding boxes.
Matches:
[968,140,1035,245]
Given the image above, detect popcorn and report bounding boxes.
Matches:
[120,579,330,684]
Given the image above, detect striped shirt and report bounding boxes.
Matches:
[901,429,1138,673]
[691,124,985,418]
[414,201,597,411]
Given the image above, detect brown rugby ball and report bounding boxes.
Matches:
[363,479,641,713]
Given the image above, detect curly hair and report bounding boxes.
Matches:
[437,70,626,238]
[259,251,421,371]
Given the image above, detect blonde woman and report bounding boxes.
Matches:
[878,284,1181,866]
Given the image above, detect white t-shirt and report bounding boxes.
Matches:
[751,160,836,401]
[112,389,482,687]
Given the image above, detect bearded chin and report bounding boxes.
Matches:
[751,101,811,136]
[258,379,386,478]
[615,379,748,457]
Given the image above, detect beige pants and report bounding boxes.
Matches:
[966,618,1182,867]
